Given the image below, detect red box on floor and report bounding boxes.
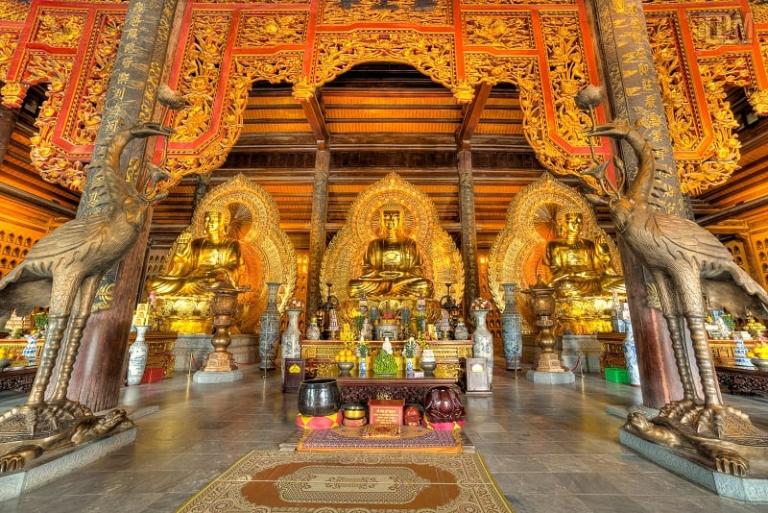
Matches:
[141,367,165,384]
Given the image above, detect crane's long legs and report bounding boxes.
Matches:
[28,274,81,407]
[652,271,697,403]
[51,273,102,409]
[672,274,721,410]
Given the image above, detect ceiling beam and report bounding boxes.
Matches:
[299,94,329,149]
[457,82,492,150]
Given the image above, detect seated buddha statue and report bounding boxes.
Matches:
[544,212,625,298]
[348,209,434,300]
[147,210,242,296]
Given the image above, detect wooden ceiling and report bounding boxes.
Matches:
[151,63,580,251]
[2,64,768,255]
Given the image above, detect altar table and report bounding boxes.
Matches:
[0,367,37,393]
[301,339,473,379]
[716,365,768,398]
[337,374,459,404]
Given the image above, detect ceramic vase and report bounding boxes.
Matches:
[454,320,469,341]
[281,307,303,361]
[127,325,150,386]
[622,307,641,386]
[472,308,493,386]
[306,319,321,341]
[22,336,37,366]
[501,283,523,370]
[733,335,756,369]
[259,282,281,370]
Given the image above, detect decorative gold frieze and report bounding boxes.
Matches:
[687,9,745,49]
[684,57,750,195]
[33,12,86,48]
[0,0,28,22]
[24,53,79,188]
[465,53,596,189]
[646,14,701,152]
[461,0,573,4]
[238,13,308,48]
[319,0,452,26]
[540,13,592,148]
[462,12,533,50]
[0,32,18,80]
[165,53,303,186]
[311,30,457,91]
[67,14,123,147]
[171,13,231,143]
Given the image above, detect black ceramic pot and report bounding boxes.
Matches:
[297,378,341,417]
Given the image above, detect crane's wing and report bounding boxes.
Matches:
[649,213,734,263]
[23,215,110,262]
[650,213,768,318]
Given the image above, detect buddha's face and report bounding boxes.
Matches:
[382,210,401,231]
[563,213,583,238]
[204,212,226,237]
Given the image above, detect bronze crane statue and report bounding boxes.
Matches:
[0,122,172,463]
[583,121,768,476]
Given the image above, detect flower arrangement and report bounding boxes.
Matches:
[403,337,418,358]
[356,339,369,358]
[471,297,492,311]
[287,298,304,310]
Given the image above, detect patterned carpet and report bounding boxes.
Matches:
[297,425,463,453]
[176,450,512,513]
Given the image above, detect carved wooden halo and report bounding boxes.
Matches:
[189,174,297,331]
[320,172,464,306]
[488,173,621,314]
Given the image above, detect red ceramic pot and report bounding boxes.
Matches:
[423,386,464,423]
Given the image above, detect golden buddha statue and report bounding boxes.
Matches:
[544,212,625,298]
[348,209,434,299]
[147,210,242,296]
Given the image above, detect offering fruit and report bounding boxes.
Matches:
[334,348,356,363]
[749,342,768,359]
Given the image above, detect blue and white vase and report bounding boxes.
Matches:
[622,306,641,386]
[127,326,150,386]
[733,335,756,368]
[501,283,523,370]
[22,336,37,366]
[472,307,493,386]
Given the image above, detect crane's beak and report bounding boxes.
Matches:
[131,122,174,138]
[588,122,630,139]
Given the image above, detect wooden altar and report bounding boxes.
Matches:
[337,374,459,404]
[301,339,473,379]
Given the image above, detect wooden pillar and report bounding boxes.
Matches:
[66,0,179,411]
[591,0,689,408]
[0,106,18,164]
[307,149,330,316]
[458,149,480,317]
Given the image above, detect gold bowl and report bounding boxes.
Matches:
[343,405,366,420]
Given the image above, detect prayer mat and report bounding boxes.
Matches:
[175,450,512,513]
[297,425,463,453]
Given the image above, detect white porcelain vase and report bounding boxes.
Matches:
[127,325,150,386]
[472,308,493,386]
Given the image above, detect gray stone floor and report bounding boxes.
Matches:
[1,366,768,513]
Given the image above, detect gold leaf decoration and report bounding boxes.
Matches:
[462,12,533,50]
[238,13,308,48]
[319,0,452,25]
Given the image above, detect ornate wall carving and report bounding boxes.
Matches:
[1,0,765,196]
[646,4,768,194]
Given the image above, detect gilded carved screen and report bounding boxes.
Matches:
[1,0,766,196]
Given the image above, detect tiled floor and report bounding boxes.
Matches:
[1,366,768,513]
